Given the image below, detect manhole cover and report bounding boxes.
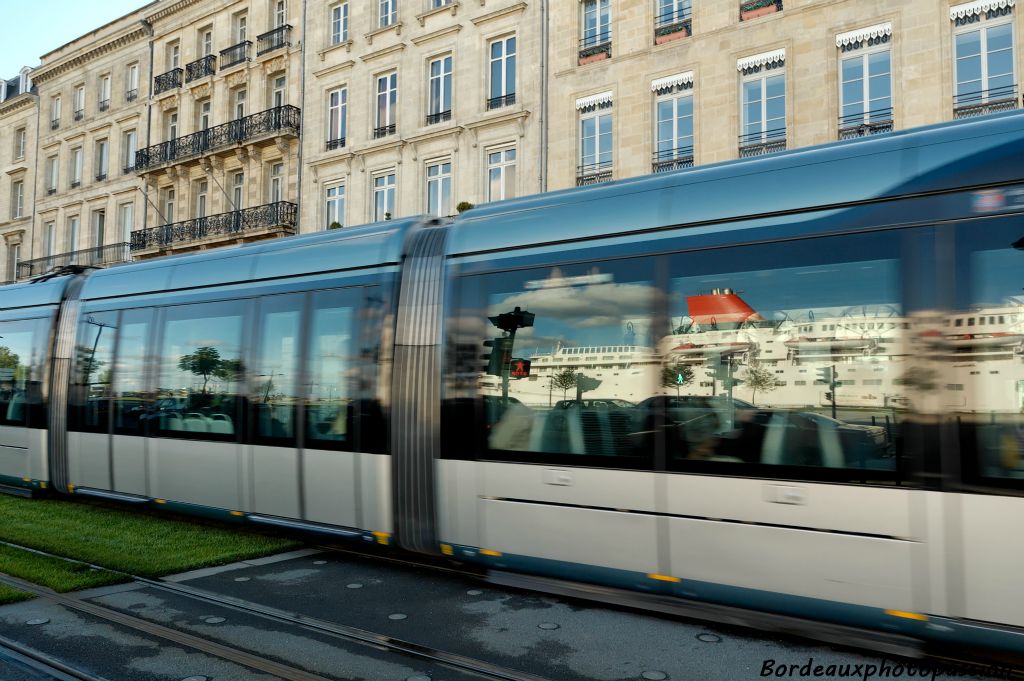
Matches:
[25,618,49,626]
[203,617,226,624]
[466,589,483,596]
[697,633,721,643]
[641,673,668,681]
[388,613,408,621]
[537,622,559,630]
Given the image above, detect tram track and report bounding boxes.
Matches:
[0,539,548,681]
[0,634,108,681]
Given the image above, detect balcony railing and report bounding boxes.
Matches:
[954,84,1019,119]
[50,119,59,130]
[74,109,84,121]
[185,55,217,82]
[17,242,131,279]
[576,161,613,186]
[426,110,452,125]
[838,108,894,139]
[257,25,291,56]
[70,180,81,189]
[373,123,396,139]
[126,89,138,102]
[579,32,612,63]
[130,201,297,252]
[654,7,692,42]
[326,137,346,151]
[652,146,694,173]
[47,188,56,196]
[738,128,787,157]
[98,99,110,112]
[134,105,301,172]
[95,172,107,182]
[487,93,516,110]
[154,68,183,95]
[220,41,252,68]
[740,0,783,20]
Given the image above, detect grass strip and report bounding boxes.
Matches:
[0,582,33,605]
[0,544,126,593]
[0,494,302,579]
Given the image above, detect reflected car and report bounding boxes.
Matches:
[552,399,636,410]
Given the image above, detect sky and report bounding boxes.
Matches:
[0,0,147,77]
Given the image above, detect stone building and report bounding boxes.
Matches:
[0,69,36,283]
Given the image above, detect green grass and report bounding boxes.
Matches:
[0,544,125,593]
[0,494,303,580]
[0,582,33,605]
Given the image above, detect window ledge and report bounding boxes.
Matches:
[416,1,459,26]
[365,21,403,45]
[317,39,353,62]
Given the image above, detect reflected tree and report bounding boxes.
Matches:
[743,361,778,406]
[660,363,694,397]
[896,366,939,393]
[551,367,578,400]
[0,347,19,370]
[178,347,244,394]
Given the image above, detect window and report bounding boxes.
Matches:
[373,171,396,221]
[67,215,80,253]
[488,37,516,108]
[197,99,212,131]
[839,38,892,135]
[581,0,612,49]
[201,27,214,57]
[232,172,245,209]
[252,294,302,445]
[51,96,61,127]
[234,12,248,42]
[325,184,345,228]
[11,180,24,219]
[126,64,139,100]
[95,139,109,180]
[118,202,134,242]
[73,85,85,119]
[375,72,397,136]
[163,188,176,224]
[92,209,105,248]
[270,75,286,108]
[379,0,397,28]
[13,127,26,160]
[195,180,209,218]
[653,82,694,170]
[656,0,693,30]
[167,111,178,141]
[155,301,244,440]
[740,61,786,155]
[274,0,287,28]
[233,89,247,120]
[71,147,83,187]
[427,55,453,124]
[426,160,452,216]
[168,42,181,70]
[306,290,362,450]
[98,75,111,110]
[123,130,137,172]
[0,317,48,428]
[110,308,153,436]
[487,147,516,202]
[954,14,1015,113]
[331,2,349,44]
[268,162,284,203]
[578,103,613,184]
[43,222,56,257]
[69,311,117,434]
[327,87,348,148]
[5,244,19,283]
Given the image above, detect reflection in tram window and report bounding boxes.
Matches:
[306,290,358,450]
[70,311,117,433]
[0,318,44,428]
[156,302,244,439]
[954,219,1024,487]
[252,295,302,445]
[663,233,905,479]
[112,309,153,436]
[470,258,659,467]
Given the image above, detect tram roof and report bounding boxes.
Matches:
[449,110,1024,256]
[0,275,72,312]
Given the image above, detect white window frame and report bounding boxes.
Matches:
[740,64,786,145]
[71,147,83,185]
[235,12,248,43]
[169,42,181,69]
[325,183,345,229]
[330,2,349,44]
[126,64,139,97]
[375,72,398,131]
[581,0,611,48]
[232,172,245,209]
[124,130,137,171]
[271,75,286,108]
[14,127,26,160]
[195,180,209,218]
[327,87,348,144]
[269,162,284,203]
[163,188,176,224]
[201,27,214,57]
[95,139,109,178]
[578,104,613,174]
[47,156,58,191]
[44,221,56,257]
[426,159,452,216]
[67,215,80,253]
[118,202,134,243]
[167,111,178,141]
[838,40,892,127]
[92,209,106,248]
[653,83,694,164]
[8,243,19,280]
[488,36,516,104]
[953,11,1016,107]
[197,99,212,130]
[51,95,61,125]
[99,74,111,106]
[11,180,24,219]
[234,89,247,120]
[73,85,85,117]
[427,55,453,119]
[372,171,396,221]
[379,0,397,28]
[274,0,287,28]
[486,146,517,202]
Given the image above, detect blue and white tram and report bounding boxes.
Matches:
[2,111,1024,658]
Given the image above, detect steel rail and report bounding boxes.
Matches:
[0,635,109,681]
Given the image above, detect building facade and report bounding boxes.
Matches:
[4,0,1022,279]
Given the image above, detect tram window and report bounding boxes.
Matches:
[0,317,46,428]
[953,218,1024,490]
[69,311,117,433]
[456,257,658,468]
[251,294,302,446]
[155,302,244,441]
[663,231,905,483]
[305,289,361,452]
[112,308,153,436]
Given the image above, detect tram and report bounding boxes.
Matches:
[3,111,1024,659]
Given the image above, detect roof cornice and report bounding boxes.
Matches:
[145,0,204,24]
[32,24,151,85]
[0,92,37,118]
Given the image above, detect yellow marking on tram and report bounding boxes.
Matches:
[885,609,928,621]
[440,544,454,556]
[480,549,502,557]
[39,482,46,489]
[154,499,167,505]
[373,531,391,545]
[21,477,30,482]
[67,484,75,493]
[229,511,244,517]
[647,574,682,583]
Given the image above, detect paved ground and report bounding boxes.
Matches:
[0,547,1009,681]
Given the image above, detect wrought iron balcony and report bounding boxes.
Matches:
[221,41,252,68]
[130,201,297,252]
[73,109,84,121]
[70,180,81,189]
[134,105,301,172]
[652,146,694,173]
[126,89,138,102]
[257,25,291,56]
[17,242,131,279]
[50,119,59,130]
[373,123,396,139]
[739,128,786,157]
[95,172,107,182]
[326,137,346,151]
[576,161,613,186]
[47,188,56,196]
[654,7,692,41]
[579,32,612,63]
[487,94,515,110]
[154,68,183,95]
[426,110,451,125]
[185,55,217,82]
[98,99,110,112]
[838,108,894,139]
[953,84,1019,119]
